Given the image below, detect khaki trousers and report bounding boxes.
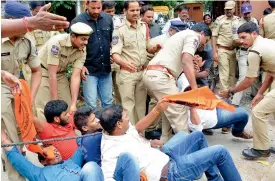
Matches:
[117,70,147,124]
[146,97,162,131]
[1,85,26,181]
[143,70,189,143]
[218,48,236,91]
[112,71,121,104]
[35,70,71,121]
[268,163,275,181]
[252,88,275,150]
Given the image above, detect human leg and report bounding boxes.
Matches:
[232,50,248,105]
[98,73,113,108]
[83,75,98,108]
[218,48,230,91]
[80,162,104,181]
[113,152,140,181]
[135,72,147,122]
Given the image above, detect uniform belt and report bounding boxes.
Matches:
[217,44,235,51]
[236,47,248,51]
[147,65,175,78]
[41,64,65,74]
[120,65,145,72]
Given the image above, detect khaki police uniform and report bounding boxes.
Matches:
[111,16,125,104]
[111,20,148,124]
[212,15,239,91]
[246,36,275,150]
[22,30,59,86]
[231,17,258,105]
[1,35,40,181]
[146,33,171,132]
[35,33,86,121]
[259,10,275,41]
[143,29,199,143]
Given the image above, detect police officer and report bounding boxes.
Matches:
[143,23,211,142]
[259,0,275,41]
[1,2,42,181]
[145,20,188,139]
[231,2,258,106]
[35,22,92,121]
[220,22,275,159]
[212,0,239,92]
[22,1,60,85]
[111,1,160,124]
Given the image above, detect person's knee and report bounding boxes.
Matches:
[251,106,263,121]
[212,145,230,158]
[81,162,101,174]
[238,108,249,123]
[119,152,138,165]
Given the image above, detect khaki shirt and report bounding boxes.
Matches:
[39,33,86,76]
[212,15,239,47]
[1,34,40,79]
[246,36,275,78]
[259,10,275,41]
[149,29,199,78]
[28,30,60,50]
[111,20,148,67]
[232,16,258,48]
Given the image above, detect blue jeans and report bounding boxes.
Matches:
[113,152,140,181]
[80,162,104,181]
[83,73,113,108]
[162,131,242,181]
[213,107,249,135]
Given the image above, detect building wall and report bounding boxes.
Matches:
[249,0,269,21]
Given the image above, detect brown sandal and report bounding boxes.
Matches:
[232,130,253,139]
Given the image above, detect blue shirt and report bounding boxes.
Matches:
[71,12,113,76]
[6,147,84,181]
[80,132,102,166]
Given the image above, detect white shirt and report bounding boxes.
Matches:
[101,124,169,181]
[177,74,218,131]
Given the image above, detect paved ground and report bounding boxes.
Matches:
[1,90,275,181]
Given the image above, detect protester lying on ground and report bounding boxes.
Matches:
[1,3,69,38]
[1,130,103,181]
[32,100,78,160]
[99,100,242,181]
[178,73,253,139]
[74,106,141,180]
[1,70,22,94]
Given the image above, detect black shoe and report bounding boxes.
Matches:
[270,147,275,154]
[202,129,214,136]
[242,148,270,159]
[145,130,161,140]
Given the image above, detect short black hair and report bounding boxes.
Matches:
[268,0,275,8]
[44,100,68,123]
[123,0,140,10]
[237,21,259,34]
[74,106,94,134]
[29,1,45,9]
[140,5,154,16]
[203,14,211,21]
[102,1,116,10]
[178,5,189,12]
[191,23,212,37]
[263,8,272,15]
[99,105,123,134]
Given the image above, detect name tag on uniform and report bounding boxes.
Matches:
[1,52,10,56]
[60,54,67,58]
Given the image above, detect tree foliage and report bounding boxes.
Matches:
[50,1,76,14]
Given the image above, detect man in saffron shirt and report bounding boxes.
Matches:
[33,100,78,160]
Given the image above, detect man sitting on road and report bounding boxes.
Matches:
[99,100,242,181]
[177,73,253,139]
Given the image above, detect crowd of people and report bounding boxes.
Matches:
[1,0,275,181]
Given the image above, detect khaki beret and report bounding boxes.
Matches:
[70,22,93,35]
[224,1,236,10]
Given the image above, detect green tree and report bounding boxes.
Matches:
[50,1,76,14]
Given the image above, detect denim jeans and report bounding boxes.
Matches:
[213,107,249,135]
[161,131,242,181]
[80,162,104,181]
[83,73,113,108]
[113,152,140,181]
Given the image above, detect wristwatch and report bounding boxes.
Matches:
[228,88,235,98]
